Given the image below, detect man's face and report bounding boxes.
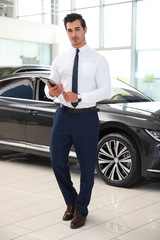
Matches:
[66,20,87,48]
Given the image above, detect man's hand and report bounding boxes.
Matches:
[63,92,78,103]
[46,81,63,97]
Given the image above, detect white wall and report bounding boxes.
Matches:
[0,16,63,65]
[0,16,59,44]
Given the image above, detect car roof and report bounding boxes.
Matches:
[0,65,51,78]
[0,71,51,82]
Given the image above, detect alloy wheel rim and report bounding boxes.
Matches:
[98,139,132,182]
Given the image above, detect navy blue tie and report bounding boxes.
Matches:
[71,48,79,108]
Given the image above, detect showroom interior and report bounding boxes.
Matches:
[1,0,160,100]
[0,0,160,240]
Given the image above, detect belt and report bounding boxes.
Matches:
[60,104,99,113]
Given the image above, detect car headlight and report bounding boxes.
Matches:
[145,129,160,142]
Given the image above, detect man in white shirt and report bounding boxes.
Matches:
[45,13,111,229]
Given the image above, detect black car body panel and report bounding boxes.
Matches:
[0,65,51,78]
[0,66,160,186]
[98,102,160,175]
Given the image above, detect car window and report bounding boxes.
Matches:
[38,80,52,102]
[99,79,152,103]
[0,68,14,77]
[0,78,33,99]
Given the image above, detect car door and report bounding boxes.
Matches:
[0,76,32,152]
[25,78,59,155]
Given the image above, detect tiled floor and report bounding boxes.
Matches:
[0,154,160,240]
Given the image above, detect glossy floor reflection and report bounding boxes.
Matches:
[0,154,160,240]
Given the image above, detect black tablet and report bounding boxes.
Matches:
[39,76,56,87]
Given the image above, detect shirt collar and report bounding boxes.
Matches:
[71,44,88,53]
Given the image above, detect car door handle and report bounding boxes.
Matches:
[29,110,38,115]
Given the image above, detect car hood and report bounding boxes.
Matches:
[99,101,160,118]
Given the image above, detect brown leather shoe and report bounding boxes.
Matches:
[63,204,74,221]
[70,211,86,229]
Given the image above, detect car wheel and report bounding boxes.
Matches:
[97,133,141,187]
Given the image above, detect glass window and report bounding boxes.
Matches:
[104,3,132,48]
[43,0,52,13]
[104,0,131,4]
[137,0,160,49]
[59,10,71,27]
[38,80,52,102]
[76,0,99,8]
[76,8,99,48]
[38,44,52,65]
[99,79,151,104]
[0,39,51,66]
[59,0,71,11]
[0,78,32,99]
[18,0,42,23]
[42,0,52,24]
[18,0,57,24]
[0,68,15,78]
[0,39,22,66]
[137,50,160,101]
[58,11,71,53]
[99,49,131,82]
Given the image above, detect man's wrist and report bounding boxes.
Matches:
[49,90,55,97]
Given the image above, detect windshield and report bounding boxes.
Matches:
[99,79,152,104]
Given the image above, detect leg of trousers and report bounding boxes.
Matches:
[50,107,99,217]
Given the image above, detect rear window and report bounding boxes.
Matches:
[0,68,14,77]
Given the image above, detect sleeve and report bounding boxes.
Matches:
[81,56,111,103]
[44,57,61,100]
[49,57,61,83]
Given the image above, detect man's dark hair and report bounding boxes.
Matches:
[63,13,86,30]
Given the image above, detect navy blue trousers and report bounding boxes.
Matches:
[50,107,99,217]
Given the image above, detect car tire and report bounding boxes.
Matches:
[97,133,141,187]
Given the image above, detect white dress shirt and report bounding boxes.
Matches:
[45,44,111,109]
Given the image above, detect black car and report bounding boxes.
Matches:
[0,66,160,187]
[0,65,51,78]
